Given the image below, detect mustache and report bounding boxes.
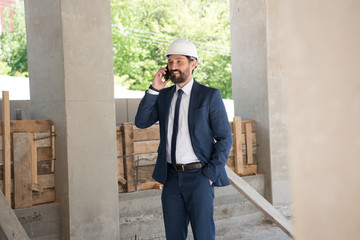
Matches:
[170,69,182,74]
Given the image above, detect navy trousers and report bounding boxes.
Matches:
[161,166,215,240]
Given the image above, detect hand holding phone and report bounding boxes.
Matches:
[152,66,170,91]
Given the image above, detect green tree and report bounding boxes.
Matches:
[0,1,28,77]
[111,0,232,98]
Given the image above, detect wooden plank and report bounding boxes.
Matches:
[232,116,244,174]
[122,123,136,192]
[135,164,161,190]
[32,188,55,205]
[133,125,160,141]
[117,127,125,188]
[230,120,256,133]
[117,127,127,192]
[51,125,55,173]
[2,91,11,205]
[37,147,52,161]
[134,140,159,154]
[137,181,163,191]
[34,132,52,147]
[13,133,33,209]
[0,191,30,240]
[225,166,294,238]
[227,164,257,176]
[37,174,55,189]
[0,179,13,193]
[118,175,126,185]
[0,119,52,135]
[31,133,38,185]
[32,174,55,193]
[245,122,254,164]
[37,160,52,175]
[135,153,157,166]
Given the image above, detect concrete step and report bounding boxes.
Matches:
[119,174,291,240]
[0,203,61,240]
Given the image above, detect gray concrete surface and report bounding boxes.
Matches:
[0,175,291,239]
[230,0,291,215]
[119,175,292,240]
[0,203,61,240]
[24,0,120,239]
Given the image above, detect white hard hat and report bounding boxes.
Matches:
[165,38,198,60]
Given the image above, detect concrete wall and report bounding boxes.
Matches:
[0,203,61,240]
[283,0,360,239]
[0,100,30,120]
[265,0,291,214]
[230,0,291,214]
[0,99,141,125]
[24,0,120,239]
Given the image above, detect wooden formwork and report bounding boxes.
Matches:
[117,116,257,193]
[1,91,55,208]
[0,120,56,208]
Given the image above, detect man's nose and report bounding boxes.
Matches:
[169,63,178,70]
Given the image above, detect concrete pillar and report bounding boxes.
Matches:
[230,0,291,214]
[24,0,120,239]
[265,0,292,215]
[283,1,360,239]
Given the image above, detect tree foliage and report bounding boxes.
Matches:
[0,0,232,98]
[111,0,232,98]
[0,1,28,77]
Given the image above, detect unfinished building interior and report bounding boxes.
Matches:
[1,0,360,239]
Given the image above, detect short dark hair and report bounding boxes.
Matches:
[185,56,197,74]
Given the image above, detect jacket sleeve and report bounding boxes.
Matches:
[135,91,159,129]
[202,89,233,183]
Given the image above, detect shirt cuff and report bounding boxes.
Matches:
[147,88,160,95]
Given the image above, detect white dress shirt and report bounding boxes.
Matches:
[148,78,200,165]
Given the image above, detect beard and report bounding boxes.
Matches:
[170,68,191,84]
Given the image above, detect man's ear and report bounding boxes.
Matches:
[192,60,198,71]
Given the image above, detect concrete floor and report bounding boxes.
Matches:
[215,221,292,240]
[131,222,292,240]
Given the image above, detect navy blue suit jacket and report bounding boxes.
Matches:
[135,80,232,186]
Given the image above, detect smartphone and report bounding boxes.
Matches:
[164,65,170,81]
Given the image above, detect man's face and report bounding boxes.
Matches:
[167,55,196,84]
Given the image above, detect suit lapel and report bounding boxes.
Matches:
[188,80,202,132]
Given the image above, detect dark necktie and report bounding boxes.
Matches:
[171,89,184,167]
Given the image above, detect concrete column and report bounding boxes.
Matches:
[24,0,120,239]
[265,0,292,215]
[230,0,291,213]
[283,1,360,239]
[230,0,270,200]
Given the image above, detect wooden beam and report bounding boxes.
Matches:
[31,133,38,185]
[232,116,244,174]
[133,125,160,141]
[0,190,30,240]
[51,125,55,173]
[0,119,52,135]
[122,123,136,192]
[225,166,295,239]
[230,119,256,133]
[2,91,11,205]
[245,122,254,164]
[134,140,159,154]
[13,133,33,209]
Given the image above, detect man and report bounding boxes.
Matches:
[135,38,232,240]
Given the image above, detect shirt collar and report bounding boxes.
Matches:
[176,78,194,95]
